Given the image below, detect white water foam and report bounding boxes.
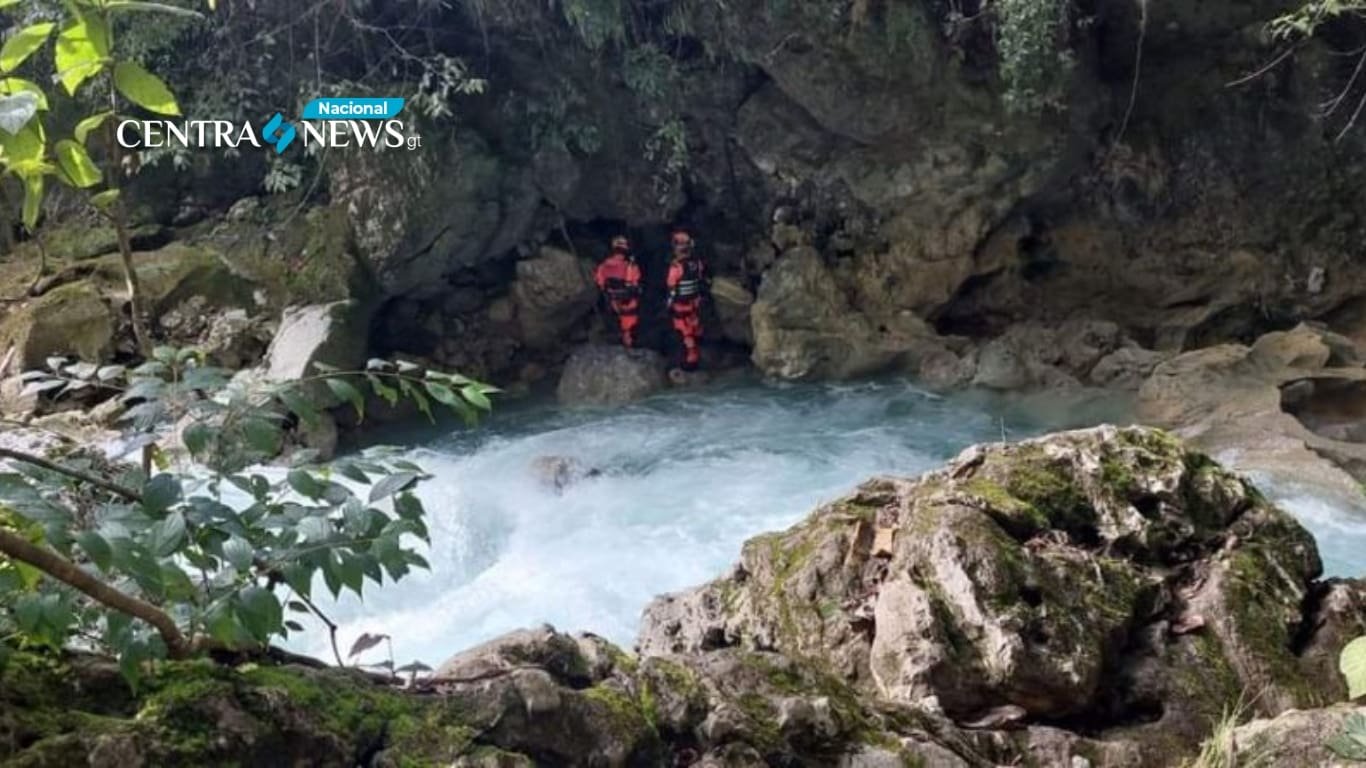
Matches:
[293,380,1135,667]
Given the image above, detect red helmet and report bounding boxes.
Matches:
[611,235,630,252]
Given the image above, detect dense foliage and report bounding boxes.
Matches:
[0,349,495,685]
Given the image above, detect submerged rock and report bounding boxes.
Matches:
[556,344,667,406]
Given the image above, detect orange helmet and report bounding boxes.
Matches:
[611,235,630,252]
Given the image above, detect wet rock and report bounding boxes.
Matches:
[509,246,597,351]
[529,456,601,494]
[639,426,1346,760]
[262,301,371,404]
[556,345,667,406]
[1138,323,1366,506]
[750,247,919,380]
[708,276,755,346]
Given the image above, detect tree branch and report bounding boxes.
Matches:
[0,448,142,503]
[0,528,190,658]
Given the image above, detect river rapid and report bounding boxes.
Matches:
[293,378,1365,668]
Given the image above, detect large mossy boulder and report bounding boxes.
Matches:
[639,426,1346,761]
[0,283,115,368]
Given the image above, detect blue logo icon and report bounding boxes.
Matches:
[261,113,296,154]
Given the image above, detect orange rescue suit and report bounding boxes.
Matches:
[666,256,705,369]
[595,251,643,348]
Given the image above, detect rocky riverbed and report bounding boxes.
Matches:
[3,426,1363,767]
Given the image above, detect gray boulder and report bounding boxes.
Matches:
[556,345,667,406]
[510,247,598,351]
[263,301,371,404]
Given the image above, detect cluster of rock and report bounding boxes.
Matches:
[4,427,1363,767]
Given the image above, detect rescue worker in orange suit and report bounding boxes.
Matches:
[665,230,705,371]
[595,235,643,348]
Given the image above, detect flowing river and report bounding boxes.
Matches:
[293,378,1366,668]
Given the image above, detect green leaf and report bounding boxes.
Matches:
[1341,636,1366,700]
[181,422,214,457]
[20,171,41,231]
[240,417,282,455]
[222,536,254,572]
[54,139,101,188]
[148,511,186,556]
[113,61,180,116]
[287,469,327,500]
[0,118,43,163]
[325,377,365,421]
[369,472,419,504]
[236,586,283,642]
[461,384,493,412]
[73,111,111,145]
[74,530,113,571]
[366,374,399,407]
[297,516,332,543]
[91,188,120,210]
[142,474,181,515]
[54,16,108,96]
[0,23,56,73]
[278,388,320,430]
[281,562,312,599]
[0,79,48,110]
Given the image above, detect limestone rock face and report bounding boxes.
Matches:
[1138,323,1366,507]
[1223,705,1366,768]
[556,344,667,406]
[639,426,1346,760]
[263,301,372,407]
[750,247,925,380]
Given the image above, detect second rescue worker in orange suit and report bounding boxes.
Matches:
[666,230,705,371]
[595,235,643,348]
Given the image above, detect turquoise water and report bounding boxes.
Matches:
[292,378,1361,668]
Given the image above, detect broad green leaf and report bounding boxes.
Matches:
[0,91,37,134]
[74,530,113,571]
[240,417,282,455]
[281,562,313,599]
[113,61,180,116]
[222,536,254,571]
[236,586,282,642]
[20,172,41,231]
[461,384,493,412]
[0,119,44,165]
[91,188,120,210]
[287,469,327,500]
[148,511,186,556]
[142,474,182,515]
[297,516,332,543]
[54,17,108,96]
[1342,635,1366,700]
[74,111,111,145]
[0,79,47,110]
[180,422,214,457]
[0,23,55,73]
[369,471,419,504]
[325,377,365,421]
[366,374,399,407]
[278,389,320,429]
[54,139,101,188]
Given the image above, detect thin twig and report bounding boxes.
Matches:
[296,590,344,667]
[0,447,143,502]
